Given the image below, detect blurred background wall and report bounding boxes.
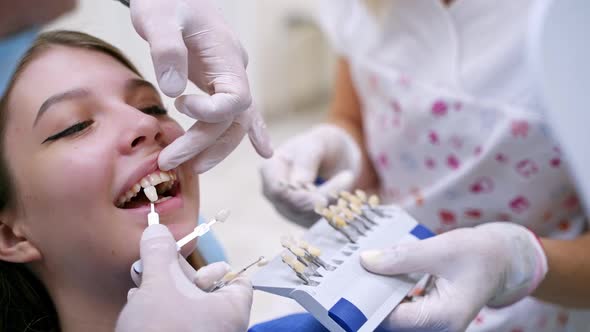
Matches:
[45,0,336,324]
[46,0,334,122]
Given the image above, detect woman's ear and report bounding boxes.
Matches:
[0,213,41,263]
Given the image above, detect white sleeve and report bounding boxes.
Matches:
[314,0,378,56]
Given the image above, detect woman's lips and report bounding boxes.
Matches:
[123,190,184,216]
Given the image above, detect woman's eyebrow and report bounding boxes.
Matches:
[33,88,90,127]
[33,79,157,128]
[125,78,159,95]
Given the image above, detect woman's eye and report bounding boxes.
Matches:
[141,105,167,116]
[42,120,94,144]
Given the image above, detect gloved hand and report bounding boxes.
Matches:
[360,222,548,332]
[260,124,361,226]
[129,0,273,174]
[116,224,252,332]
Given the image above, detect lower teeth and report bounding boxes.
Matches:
[154,196,172,204]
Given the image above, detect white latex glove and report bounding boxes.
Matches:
[260,124,361,226]
[116,224,252,332]
[129,0,273,174]
[360,222,548,332]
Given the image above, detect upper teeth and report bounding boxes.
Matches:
[116,170,177,207]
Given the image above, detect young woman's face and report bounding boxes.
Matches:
[3,46,199,282]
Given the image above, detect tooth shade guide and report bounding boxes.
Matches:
[210,256,266,292]
[332,215,347,228]
[280,236,296,249]
[143,186,158,202]
[321,208,334,219]
[337,199,348,208]
[355,189,368,202]
[328,205,340,214]
[339,191,353,199]
[308,246,322,257]
[252,204,424,331]
[368,195,380,207]
[281,253,293,263]
[221,271,238,282]
[175,209,230,249]
[349,203,363,215]
[290,246,306,257]
[291,260,307,274]
[341,207,355,220]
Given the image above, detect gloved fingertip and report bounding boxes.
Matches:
[249,129,273,159]
[130,265,142,287]
[194,262,232,289]
[193,158,219,174]
[157,149,181,172]
[175,95,228,122]
[127,288,138,301]
[173,96,189,114]
[159,67,187,97]
[360,249,385,268]
[142,224,173,242]
[219,276,253,294]
[248,110,273,158]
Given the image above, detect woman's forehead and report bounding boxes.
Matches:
[9,46,140,119]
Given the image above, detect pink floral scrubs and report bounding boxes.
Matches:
[319,0,590,330]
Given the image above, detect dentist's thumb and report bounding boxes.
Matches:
[360,239,448,277]
[139,224,180,283]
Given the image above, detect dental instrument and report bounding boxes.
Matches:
[176,209,230,249]
[132,209,230,276]
[147,203,159,226]
[208,256,267,292]
[253,193,434,332]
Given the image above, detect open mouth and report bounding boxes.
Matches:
[116,170,180,209]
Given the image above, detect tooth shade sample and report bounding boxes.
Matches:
[214,209,230,222]
[221,271,238,282]
[368,195,380,207]
[355,189,368,202]
[332,215,347,228]
[144,186,158,202]
[291,260,307,274]
[308,246,322,257]
[337,198,348,208]
[350,203,363,215]
[290,246,306,257]
[341,207,355,220]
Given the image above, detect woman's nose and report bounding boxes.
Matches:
[117,108,163,155]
